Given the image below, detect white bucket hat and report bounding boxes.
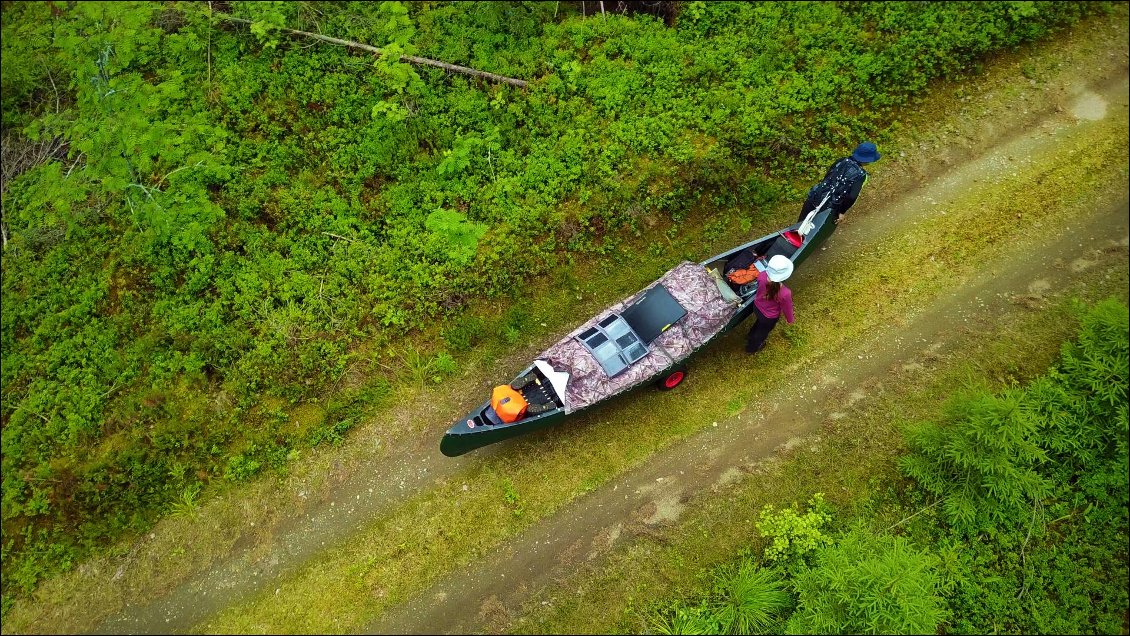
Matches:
[766,255,794,282]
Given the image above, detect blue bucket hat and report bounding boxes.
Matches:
[851,142,881,163]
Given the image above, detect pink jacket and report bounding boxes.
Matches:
[753,270,794,324]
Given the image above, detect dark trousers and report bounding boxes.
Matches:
[746,305,780,353]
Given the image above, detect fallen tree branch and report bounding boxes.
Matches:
[218,15,528,88]
[882,498,942,533]
[155,159,205,190]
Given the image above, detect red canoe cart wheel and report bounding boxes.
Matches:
[659,368,686,390]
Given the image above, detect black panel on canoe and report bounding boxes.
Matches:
[622,284,687,344]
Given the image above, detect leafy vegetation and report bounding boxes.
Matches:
[0,0,1115,611]
[787,528,946,635]
[755,493,832,566]
[899,388,1053,535]
[899,298,1128,537]
[646,298,1129,634]
[652,498,948,636]
[650,559,791,635]
[924,298,1130,634]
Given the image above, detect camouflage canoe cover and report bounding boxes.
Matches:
[540,261,739,412]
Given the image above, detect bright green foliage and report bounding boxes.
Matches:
[936,299,1130,634]
[425,208,488,264]
[707,559,792,635]
[501,478,525,519]
[786,528,947,635]
[900,298,1129,537]
[0,0,1111,604]
[1029,298,1129,489]
[650,603,720,636]
[755,493,832,565]
[649,558,791,635]
[940,512,1130,635]
[243,1,290,50]
[899,388,1052,535]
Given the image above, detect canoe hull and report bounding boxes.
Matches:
[439,209,836,456]
[440,408,569,457]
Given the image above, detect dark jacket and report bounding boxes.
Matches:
[801,157,868,221]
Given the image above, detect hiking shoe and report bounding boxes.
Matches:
[526,402,555,415]
[510,372,537,391]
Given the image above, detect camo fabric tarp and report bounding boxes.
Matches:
[540,261,740,412]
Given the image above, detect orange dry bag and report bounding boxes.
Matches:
[726,266,760,285]
[491,385,529,423]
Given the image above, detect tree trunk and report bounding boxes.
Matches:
[218,16,528,88]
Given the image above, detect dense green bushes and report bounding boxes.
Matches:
[788,528,946,635]
[900,388,1054,535]
[928,298,1129,634]
[901,298,1129,537]
[647,298,1129,634]
[0,0,1113,606]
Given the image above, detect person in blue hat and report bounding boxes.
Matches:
[796,142,881,226]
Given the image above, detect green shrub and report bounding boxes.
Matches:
[938,299,1130,634]
[648,559,791,636]
[1031,298,1129,474]
[707,559,792,635]
[900,299,1129,536]
[942,517,1130,635]
[787,528,946,635]
[308,418,354,448]
[223,448,263,482]
[899,387,1052,535]
[755,493,833,566]
[442,316,488,352]
[649,602,721,636]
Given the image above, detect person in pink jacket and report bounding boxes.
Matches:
[746,255,795,354]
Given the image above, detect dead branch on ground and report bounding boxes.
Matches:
[216,15,529,88]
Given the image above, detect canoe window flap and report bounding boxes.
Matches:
[577,314,648,377]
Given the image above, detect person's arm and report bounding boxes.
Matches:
[836,173,867,223]
[848,173,866,201]
[780,290,795,324]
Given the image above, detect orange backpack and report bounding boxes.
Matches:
[726,266,760,285]
[491,385,529,423]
